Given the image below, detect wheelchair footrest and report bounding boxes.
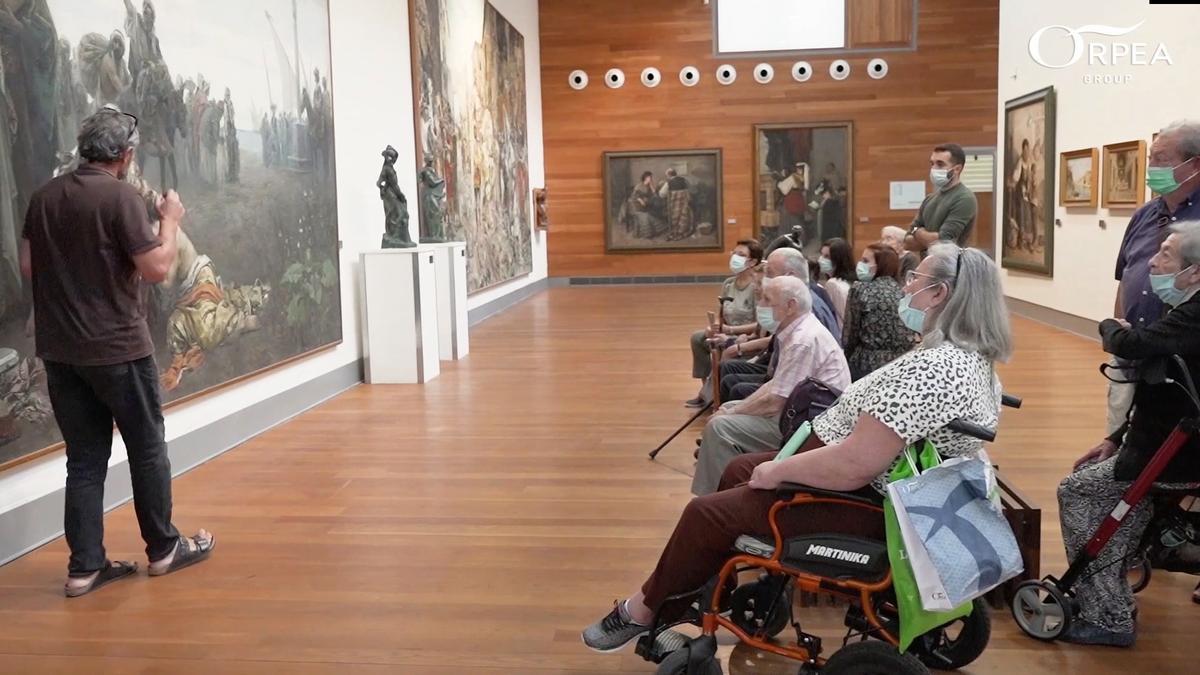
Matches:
[635,629,692,664]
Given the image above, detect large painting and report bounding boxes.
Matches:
[0,0,341,469]
[1002,86,1055,276]
[753,122,852,256]
[603,149,723,253]
[411,0,531,292]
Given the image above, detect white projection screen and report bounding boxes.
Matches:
[715,0,847,54]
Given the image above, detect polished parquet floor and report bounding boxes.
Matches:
[0,285,1196,674]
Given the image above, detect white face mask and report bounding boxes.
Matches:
[730,254,749,274]
[930,168,952,189]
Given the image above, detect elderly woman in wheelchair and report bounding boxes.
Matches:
[583,245,1013,673]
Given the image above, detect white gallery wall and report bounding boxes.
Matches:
[998,1,1200,321]
[0,0,545,523]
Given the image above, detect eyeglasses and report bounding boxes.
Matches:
[903,247,966,286]
[100,109,139,142]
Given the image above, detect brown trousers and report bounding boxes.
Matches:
[641,436,886,613]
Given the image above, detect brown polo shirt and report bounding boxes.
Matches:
[22,164,160,366]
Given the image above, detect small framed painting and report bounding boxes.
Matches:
[1102,140,1147,208]
[1059,148,1098,208]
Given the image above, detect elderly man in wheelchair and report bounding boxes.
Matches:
[583,245,1014,673]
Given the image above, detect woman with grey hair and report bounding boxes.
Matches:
[583,244,1011,653]
[1059,220,1200,646]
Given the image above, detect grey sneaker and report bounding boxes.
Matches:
[581,601,649,653]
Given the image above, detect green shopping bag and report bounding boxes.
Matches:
[883,441,973,652]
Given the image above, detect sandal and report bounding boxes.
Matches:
[65,560,138,598]
[148,533,215,577]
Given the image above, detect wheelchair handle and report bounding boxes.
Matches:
[1001,393,1022,409]
[947,418,996,443]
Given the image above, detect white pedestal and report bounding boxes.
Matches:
[360,247,440,384]
[429,242,469,360]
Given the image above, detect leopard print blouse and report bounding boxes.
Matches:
[812,342,1002,492]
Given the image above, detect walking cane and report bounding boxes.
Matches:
[649,296,732,460]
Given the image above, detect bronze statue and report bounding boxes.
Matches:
[378,146,414,248]
[418,154,447,243]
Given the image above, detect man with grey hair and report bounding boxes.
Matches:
[19,107,214,598]
[1098,120,1200,459]
[881,225,920,278]
[1063,220,1200,645]
[692,275,850,495]
[717,247,841,402]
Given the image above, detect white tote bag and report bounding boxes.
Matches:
[887,448,1023,611]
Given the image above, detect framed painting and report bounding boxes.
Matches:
[0,0,342,471]
[753,122,853,256]
[1002,86,1056,276]
[603,149,724,253]
[1059,148,1098,208]
[410,0,532,293]
[1102,140,1147,208]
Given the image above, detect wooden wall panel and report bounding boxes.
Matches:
[540,0,999,278]
[849,0,914,48]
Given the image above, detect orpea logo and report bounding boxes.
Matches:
[1028,21,1172,83]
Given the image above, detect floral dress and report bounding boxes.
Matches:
[842,277,916,380]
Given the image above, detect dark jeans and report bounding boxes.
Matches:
[45,356,180,576]
[719,359,768,402]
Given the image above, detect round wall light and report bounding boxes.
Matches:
[867,58,889,80]
[679,66,700,87]
[605,68,625,89]
[753,63,774,84]
[716,64,737,85]
[568,70,588,90]
[641,67,662,88]
[830,59,851,81]
[791,61,813,82]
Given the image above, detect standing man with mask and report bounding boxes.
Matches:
[19,108,215,598]
[1093,120,1200,494]
[905,143,978,252]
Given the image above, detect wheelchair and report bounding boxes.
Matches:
[1012,355,1200,641]
[636,405,1018,674]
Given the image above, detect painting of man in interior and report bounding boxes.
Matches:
[604,149,722,252]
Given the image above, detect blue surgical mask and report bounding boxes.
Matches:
[756,306,778,333]
[818,256,834,276]
[1150,265,1196,307]
[730,254,749,274]
[930,168,952,189]
[856,261,875,282]
[897,285,939,333]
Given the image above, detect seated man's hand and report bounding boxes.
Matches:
[748,459,781,491]
[1074,439,1117,471]
[722,344,739,360]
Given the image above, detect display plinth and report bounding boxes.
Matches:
[429,242,469,360]
[360,247,440,384]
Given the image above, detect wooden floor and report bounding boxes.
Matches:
[0,286,1195,674]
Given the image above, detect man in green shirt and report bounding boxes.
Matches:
[905,143,977,252]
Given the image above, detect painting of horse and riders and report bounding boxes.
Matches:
[0,0,341,468]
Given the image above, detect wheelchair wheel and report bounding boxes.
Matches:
[823,640,929,674]
[730,577,793,638]
[1127,555,1152,594]
[656,647,722,675]
[909,598,990,670]
[1011,580,1071,641]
